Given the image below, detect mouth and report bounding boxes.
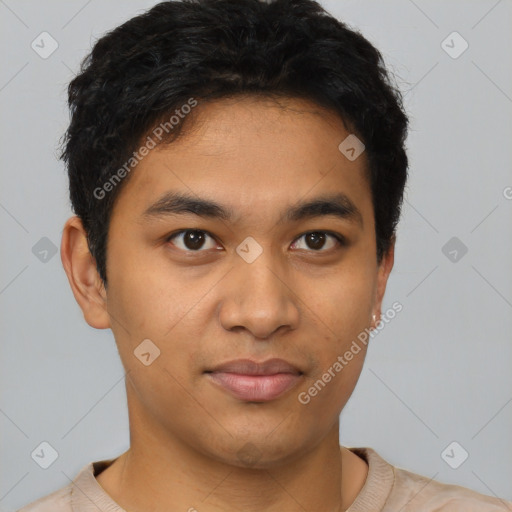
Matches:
[204,358,304,402]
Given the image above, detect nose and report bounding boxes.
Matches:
[218,249,300,340]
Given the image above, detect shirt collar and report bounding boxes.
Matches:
[69,446,394,512]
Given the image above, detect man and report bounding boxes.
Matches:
[18,0,512,510]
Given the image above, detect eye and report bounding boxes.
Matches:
[165,229,346,254]
[166,229,219,252]
[291,231,345,252]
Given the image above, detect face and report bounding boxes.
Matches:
[64,96,394,468]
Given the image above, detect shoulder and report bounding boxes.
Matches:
[16,459,119,512]
[390,461,512,511]
[16,484,73,512]
[348,447,512,512]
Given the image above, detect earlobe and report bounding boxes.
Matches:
[60,216,111,329]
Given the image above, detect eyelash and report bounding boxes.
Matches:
[164,229,347,253]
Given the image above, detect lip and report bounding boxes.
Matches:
[208,358,302,376]
[205,358,303,402]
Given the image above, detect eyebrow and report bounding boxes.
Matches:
[141,191,363,228]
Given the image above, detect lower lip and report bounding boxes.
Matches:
[206,372,302,402]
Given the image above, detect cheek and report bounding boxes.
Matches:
[298,326,368,426]
[105,242,213,387]
[296,264,375,409]
[106,239,196,336]
[309,264,375,347]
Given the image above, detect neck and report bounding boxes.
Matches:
[95,387,367,512]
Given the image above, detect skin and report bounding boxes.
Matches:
[61,95,395,512]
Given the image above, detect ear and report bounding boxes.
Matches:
[371,235,395,328]
[60,216,111,329]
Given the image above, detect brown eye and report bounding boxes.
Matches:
[291,231,345,252]
[167,230,218,252]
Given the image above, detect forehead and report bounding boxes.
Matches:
[111,96,373,228]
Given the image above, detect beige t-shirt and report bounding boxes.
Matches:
[17,446,512,511]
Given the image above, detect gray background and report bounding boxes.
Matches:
[1,0,511,510]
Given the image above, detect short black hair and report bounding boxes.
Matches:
[60,0,409,286]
